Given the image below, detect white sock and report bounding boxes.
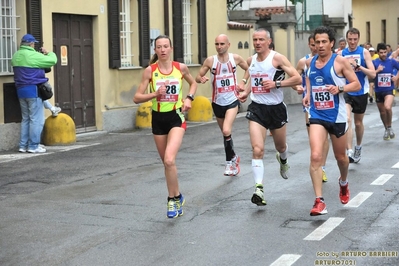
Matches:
[279,143,288,160]
[340,179,348,186]
[252,159,264,185]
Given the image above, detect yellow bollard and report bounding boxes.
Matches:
[135,101,152,128]
[187,96,213,122]
[42,113,76,145]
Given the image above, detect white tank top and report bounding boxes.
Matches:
[249,50,285,105]
[210,53,238,106]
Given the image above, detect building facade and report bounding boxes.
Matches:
[0,0,254,151]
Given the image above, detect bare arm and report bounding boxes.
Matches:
[274,53,302,88]
[360,49,376,79]
[234,53,250,91]
[336,56,361,93]
[195,56,212,83]
[133,66,157,104]
[180,63,198,112]
[237,56,253,102]
[292,57,306,92]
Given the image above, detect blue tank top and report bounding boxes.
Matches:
[341,46,369,96]
[372,58,399,92]
[308,54,347,123]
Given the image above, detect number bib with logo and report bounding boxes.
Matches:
[216,74,235,93]
[312,85,334,110]
[156,78,180,102]
[251,73,270,94]
[344,54,361,72]
[377,73,391,87]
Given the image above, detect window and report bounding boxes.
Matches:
[0,0,18,75]
[182,0,192,64]
[120,0,134,67]
[108,0,149,68]
[172,0,206,64]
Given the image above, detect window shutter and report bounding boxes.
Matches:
[197,0,207,64]
[138,0,150,67]
[172,0,184,63]
[107,0,121,69]
[26,0,43,51]
[163,0,170,36]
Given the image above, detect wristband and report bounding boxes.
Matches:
[186,94,194,101]
[275,80,281,89]
[242,79,247,84]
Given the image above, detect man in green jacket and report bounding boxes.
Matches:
[11,34,58,153]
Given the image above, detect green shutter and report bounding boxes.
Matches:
[138,0,150,67]
[197,0,207,64]
[172,0,184,63]
[107,0,121,69]
[26,0,43,51]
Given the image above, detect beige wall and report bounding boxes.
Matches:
[0,0,253,135]
[353,0,399,48]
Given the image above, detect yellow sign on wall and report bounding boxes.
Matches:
[61,45,68,66]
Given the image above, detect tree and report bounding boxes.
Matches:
[227,0,244,10]
[289,0,304,4]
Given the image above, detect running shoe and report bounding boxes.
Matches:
[276,152,290,179]
[383,129,390,140]
[347,149,354,163]
[230,155,240,176]
[51,106,62,117]
[310,198,328,216]
[322,169,328,182]
[339,180,350,204]
[389,128,395,139]
[27,146,46,153]
[251,184,267,206]
[353,146,362,163]
[167,199,178,218]
[175,194,185,217]
[224,161,233,176]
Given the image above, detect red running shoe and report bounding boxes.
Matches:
[310,198,328,216]
[339,180,350,204]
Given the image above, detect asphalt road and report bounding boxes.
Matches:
[0,102,398,266]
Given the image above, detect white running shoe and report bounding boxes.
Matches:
[353,146,362,163]
[27,146,46,153]
[51,106,62,117]
[224,161,233,176]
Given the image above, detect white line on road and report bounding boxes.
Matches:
[270,254,302,266]
[344,192,373,207]
[303,217,345,241]
[0,143,101,164]
[371,174,394,185]
[391,162,399,168]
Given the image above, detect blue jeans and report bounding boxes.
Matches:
[19,97,44,150]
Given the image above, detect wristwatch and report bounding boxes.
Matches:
[275,80,282,89]
[338,86,344,93]
[186,94,195,101]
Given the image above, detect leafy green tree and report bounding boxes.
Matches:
[227,0,244,10]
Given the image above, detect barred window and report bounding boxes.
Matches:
[182,0,192,64]
[0,0,18,75]
[120,0,134,67]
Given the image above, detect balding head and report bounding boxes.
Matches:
[215,34,230,44]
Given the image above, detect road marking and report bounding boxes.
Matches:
[391,162,399,168]
[270,254,302,266]
[371,174,394,185]
[344,192,373,207]
[0,143,101,164]
[304,217,345,241]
